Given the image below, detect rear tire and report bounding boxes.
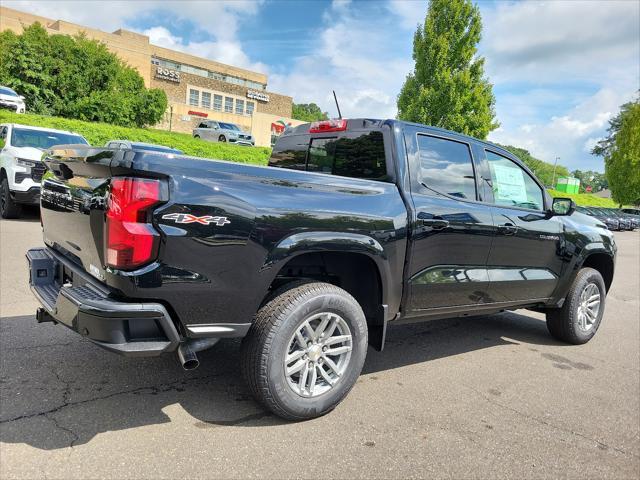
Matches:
[0,177,22,219]
[546,267,606,344]
[194,135,200,139]
[241,281,368,420]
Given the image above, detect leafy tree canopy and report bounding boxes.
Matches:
[592,97,640,206]
[292,103,329,122]
[397,0,498,139]
[0,24,167,128]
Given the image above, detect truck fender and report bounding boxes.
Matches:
[262,231,394,351]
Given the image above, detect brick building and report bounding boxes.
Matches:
[0,6,304,146]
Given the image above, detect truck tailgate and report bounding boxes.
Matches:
[41,146,116,279]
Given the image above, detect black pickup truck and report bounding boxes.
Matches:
[27,119,616,420]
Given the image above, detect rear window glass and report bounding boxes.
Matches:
[270,131,388,181]
[269,135,308,170]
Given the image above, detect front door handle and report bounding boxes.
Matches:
[497,222,518,235]
[421,219,450,230]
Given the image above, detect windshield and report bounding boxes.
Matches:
[0,87,18,97]
[10,128,88,149]
[132,143,183,154]
[219,122,240,131]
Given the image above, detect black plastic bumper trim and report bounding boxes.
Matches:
[27,247,181,357]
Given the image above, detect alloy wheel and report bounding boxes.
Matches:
[284,312,353,398]
[576,282,601,332]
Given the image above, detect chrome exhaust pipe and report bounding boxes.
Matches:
[177,338,220,370]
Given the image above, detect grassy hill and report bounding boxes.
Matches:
[547,189,619,208]
[0,111,271,165]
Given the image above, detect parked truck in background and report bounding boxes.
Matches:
[27,118,616,420]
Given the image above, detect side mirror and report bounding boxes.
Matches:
[19,95,25,100]
[550,197,575,216]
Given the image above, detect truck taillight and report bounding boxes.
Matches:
[309,119,348,133]
[106,177,162,270]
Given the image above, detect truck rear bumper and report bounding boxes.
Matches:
[26,247,180,357]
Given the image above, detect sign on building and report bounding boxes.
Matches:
[155,66,181,83]
[247,90,269,102]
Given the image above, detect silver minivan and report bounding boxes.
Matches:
[193,120,255,146]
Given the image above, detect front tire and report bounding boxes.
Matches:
[0,177,22,219]
[546,267,606,344]
[241,281,368,420]
[218,135,226,142]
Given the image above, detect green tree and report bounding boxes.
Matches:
[571,170,608,193]
[0,24,167,127]
[593,98,640,206]
[292,103,329,122]
[397,0,498,139]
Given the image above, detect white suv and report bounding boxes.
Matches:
[0,86,26,114]
[0,124,88,218]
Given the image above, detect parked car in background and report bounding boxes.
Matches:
[575,206,619,231]
[621,208,640,216]
[617,210,639,229]
[604,208,634,230]
[105,140,183,155]
[0,86,26,114]
[0,123,88,218]
[193,120,254,146]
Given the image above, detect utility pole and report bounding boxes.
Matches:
[552,156,560,188]
[169,105,173,132]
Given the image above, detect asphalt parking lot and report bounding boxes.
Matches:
[1,209,638,479]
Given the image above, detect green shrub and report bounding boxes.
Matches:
[0,111,271,164]
[0,24,167,127]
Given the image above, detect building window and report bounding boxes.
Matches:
[201,91,211,109]
[235,99,244,115]
[224,97,233,113]
[189,89,199,107]
[246,101,255,116]
[213,94,222,111]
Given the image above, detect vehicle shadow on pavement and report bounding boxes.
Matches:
[0,310,562,450]
[0,206,40,222]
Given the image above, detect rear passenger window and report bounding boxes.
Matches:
[485,150,544,211]
[307,132,388,181]
[417,135,477,200]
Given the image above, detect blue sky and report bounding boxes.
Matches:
[5,0,640,172]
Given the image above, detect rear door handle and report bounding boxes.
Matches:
[497,223,518,235]
[420,219,449,230]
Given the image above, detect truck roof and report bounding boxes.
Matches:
[281,118,515,159]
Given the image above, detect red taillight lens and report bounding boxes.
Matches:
[309,119,348,133]
[106,177,162,270]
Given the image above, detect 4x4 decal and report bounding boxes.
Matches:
[162,213,230,226]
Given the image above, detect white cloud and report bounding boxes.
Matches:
[270,1,412,118]
[480,1,639,171]
[3,0,263,67]
[488,88,631,171]
[143,26,268,74]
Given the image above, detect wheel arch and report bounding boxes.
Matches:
[262,232,393,350]
[581,251,615,292]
